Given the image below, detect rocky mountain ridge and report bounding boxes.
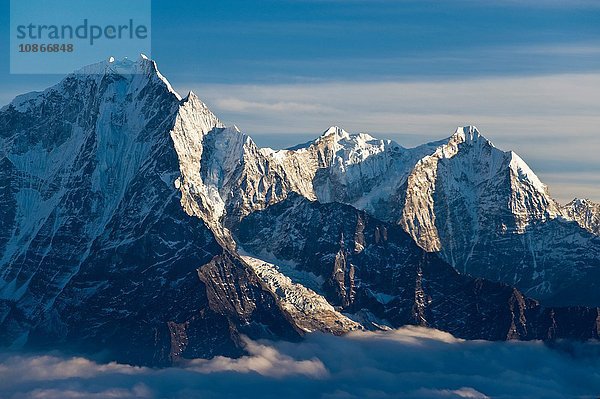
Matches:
[237,195,599,340]
[0,57,598,366]
[189,118,600,305]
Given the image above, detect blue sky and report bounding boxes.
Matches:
[151,0,600,82]
[1,0,599,201]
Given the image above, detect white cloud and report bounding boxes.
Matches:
[1,326,599,399]
[0,354,143,383]
[9,385,153,399]
[185,336,328,378]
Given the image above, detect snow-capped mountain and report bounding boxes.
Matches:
[0,58,301,365]
[0,57,598,365]
[189,120,600,305]
[562,198,600,235]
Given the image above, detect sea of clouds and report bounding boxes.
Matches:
[1,326,599,399]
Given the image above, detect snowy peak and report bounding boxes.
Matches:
[444,126,549,200]
[195,120,562,246]
[74,56,174,86]
[169,92,226,224]
[183,90,202,103]
[178,90,224,130]
[320,125,350,139]
[454,125,481,139]
[317,126,381,148]
[75,55,165,80]
[309,126,402,168]
[75,56,182,102]
[568,198,600,210]
[0,56,200,338]
[451,125,495,147]
[562,198,600,235]
[8,56,182,114]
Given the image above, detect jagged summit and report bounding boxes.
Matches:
[74,55,162,77]
[0,56,296,365]
[320,125,350,138]
[451,125,496,147]
[286,126,384,152]
[562,197,600,235]
[77,55,182,100]
[318,126,380,144]
[184,90,200,101]
[455,124,481,137]
[307,126,401,160]
[6,56,184,114]
[195,120,599,305]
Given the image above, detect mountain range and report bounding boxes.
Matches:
[0,57,598,366]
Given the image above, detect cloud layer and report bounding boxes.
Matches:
[1,326,599,399]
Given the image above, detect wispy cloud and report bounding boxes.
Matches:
[214,98,331,114]
[1,327,599,399]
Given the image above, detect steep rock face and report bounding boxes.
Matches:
[0,58,182,332]
[399,126,560,253]
[562,198,600,235]
[201,128,297,227]
[236,195,600,340]
[0,58,304,365]
[241,255,362,334]
[395,127,600,305]
[169,91,226,227]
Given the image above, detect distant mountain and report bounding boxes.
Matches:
[0,57,598,366]
[562,198,600,235]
